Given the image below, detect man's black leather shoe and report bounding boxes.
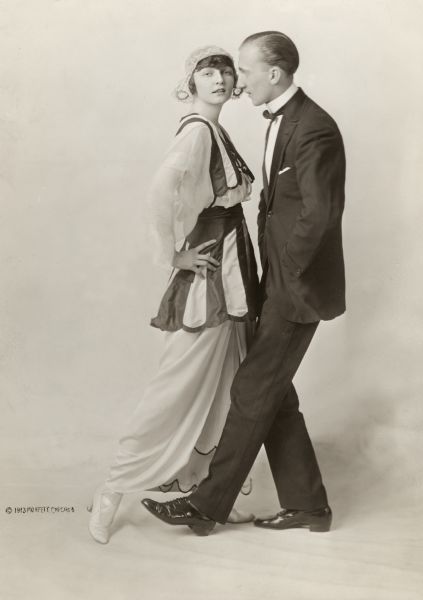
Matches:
[141,496,216,536]
[254,506,332,532]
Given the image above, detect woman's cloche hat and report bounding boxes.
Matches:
[174,45,237,102]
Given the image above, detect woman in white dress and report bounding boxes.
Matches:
[89,46,259,543]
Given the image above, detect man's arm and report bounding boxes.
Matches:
[281,119,345,277]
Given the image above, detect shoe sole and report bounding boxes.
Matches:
[255,521,331,532]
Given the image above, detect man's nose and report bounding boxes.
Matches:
[237,73,246,89]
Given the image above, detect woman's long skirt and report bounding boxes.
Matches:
[105,320,248,493]
[105,203,258,494]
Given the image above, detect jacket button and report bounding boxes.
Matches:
[267,211,273,218]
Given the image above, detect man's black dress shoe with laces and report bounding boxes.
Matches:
[254,506,332,532]
[141,496,216,536]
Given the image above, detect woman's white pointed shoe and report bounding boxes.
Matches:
[88,488,122,544]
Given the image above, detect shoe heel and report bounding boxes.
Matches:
[188,522,216,536]
[309,520,331,533]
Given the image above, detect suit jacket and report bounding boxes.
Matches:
[258,88,346,323]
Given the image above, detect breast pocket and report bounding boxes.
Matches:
[277,165,294,176]
[275,165,297,197]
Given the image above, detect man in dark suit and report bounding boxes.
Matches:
[142,31,346,535]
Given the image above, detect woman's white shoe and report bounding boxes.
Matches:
[227,507,255,524]
[88,488,122,544]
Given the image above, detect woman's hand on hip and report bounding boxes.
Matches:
[172,239,219,278]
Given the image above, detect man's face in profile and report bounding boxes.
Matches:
[238,42,274,106]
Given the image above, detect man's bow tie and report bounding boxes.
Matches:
[262,108,284,121]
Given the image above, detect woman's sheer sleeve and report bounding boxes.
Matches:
[147,124,212,268]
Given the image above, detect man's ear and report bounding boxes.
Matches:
[269,66,282,85]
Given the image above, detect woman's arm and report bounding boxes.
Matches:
[148,123,219,274]
[148,165,182,268]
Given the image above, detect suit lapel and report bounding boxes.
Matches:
[267,89,307,207]
[262,161,269,203]
[262,117,273,205]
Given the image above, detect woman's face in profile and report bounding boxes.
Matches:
[192,66,235,105]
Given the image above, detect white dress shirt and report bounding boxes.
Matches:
[264,83,299,178]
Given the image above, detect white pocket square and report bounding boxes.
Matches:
[278,166,292,175]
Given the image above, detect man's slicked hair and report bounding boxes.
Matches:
[241,31,299,75]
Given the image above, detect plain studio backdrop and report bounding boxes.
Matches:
[1,1,422,599]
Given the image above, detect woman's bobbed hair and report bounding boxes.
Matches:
[188,54,241,97]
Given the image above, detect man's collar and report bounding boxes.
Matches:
[265,83,299,115]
